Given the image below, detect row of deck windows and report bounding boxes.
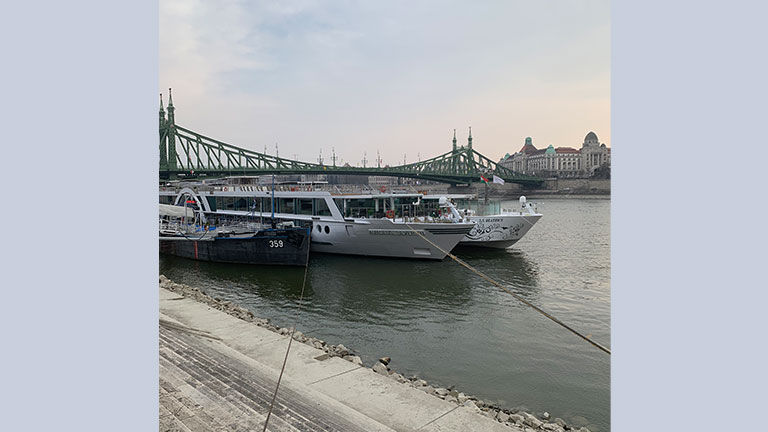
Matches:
[159,195,332,216]
[212,196,332,216]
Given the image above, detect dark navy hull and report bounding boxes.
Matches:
[159,227,310,266]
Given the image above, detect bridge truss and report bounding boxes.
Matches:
[159,96,542,186]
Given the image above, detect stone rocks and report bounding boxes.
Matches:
[522,412,543,429]
[372,362,389,376]
[335,344,350,357]
[392,373,408,383]
[423,385,436,395]
[343,355,363,366]
[554,418,567,427]
[456,392,469,403]
[463,400,479,411]
[378,356,391,365]
[542,411,550,420]
[435,387,449,397]
[508,414,525,425]
[496,411,510,423]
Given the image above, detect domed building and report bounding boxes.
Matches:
[579,131,611,175]
[498,132,610,178]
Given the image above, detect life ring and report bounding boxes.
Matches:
[385,210,395,219]
[223,186,228,191]
[380,186,387,193]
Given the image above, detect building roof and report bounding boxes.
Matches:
[518,137,538,155]
[556,147,580,154]
[585,131,598,141]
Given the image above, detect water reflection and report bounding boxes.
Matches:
[159,254,306,296]
[160,247,542,317]
[453,247,541,303]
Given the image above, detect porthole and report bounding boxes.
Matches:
[324,226,330,234]
[316,225,322,233]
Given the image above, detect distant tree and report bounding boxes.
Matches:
[592,163,611,179]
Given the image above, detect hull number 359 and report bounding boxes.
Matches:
[268,240,284,248]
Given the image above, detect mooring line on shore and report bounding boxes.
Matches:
[305,365,363,386]
[262,245,312,432]
[416,404,463,430]
[404,223,611,355]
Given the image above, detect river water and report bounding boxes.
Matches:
[159,197,611,431]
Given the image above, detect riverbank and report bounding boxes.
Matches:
[412,178,611,199]
[160,275,592,432]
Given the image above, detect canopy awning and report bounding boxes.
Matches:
[159,203,196,218]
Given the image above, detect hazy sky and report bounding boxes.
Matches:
[160,0,609,165]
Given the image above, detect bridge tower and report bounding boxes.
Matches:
[451,129,458,173]
[159,94,167,169]
[166,88,177,170]
[467,126,473,152]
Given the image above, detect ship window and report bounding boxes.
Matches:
[234,197,248,211]
[314,199,332,216]
[206,196,217,211]
[278,198,295,214]
[333,199,346,216]
[298,198,313,215]
[263,197,275,213]
[316,224,322,233]
[220,196,235,210]
[324,226,330,234]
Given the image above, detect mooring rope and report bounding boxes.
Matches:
[405,223,611,355]
[262,234,312,432]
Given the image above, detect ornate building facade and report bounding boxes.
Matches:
[499,132,610,178]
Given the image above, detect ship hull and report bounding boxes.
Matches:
[159,227,310,266]
[458,214,542,249]
[309,219,473,260]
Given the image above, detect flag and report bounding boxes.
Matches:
[493,175,505,184]
[480,175,489,184]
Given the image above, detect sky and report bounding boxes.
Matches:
[160,0,609,166]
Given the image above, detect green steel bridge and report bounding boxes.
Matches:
[158,91,543,186]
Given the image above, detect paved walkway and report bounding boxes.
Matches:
[159,287,521,431]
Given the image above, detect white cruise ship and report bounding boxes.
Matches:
[332,192,542,249]
[159,186,473,260]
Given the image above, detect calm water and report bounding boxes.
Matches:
[159,198,611,431]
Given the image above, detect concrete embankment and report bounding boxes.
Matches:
[159,276,591,432]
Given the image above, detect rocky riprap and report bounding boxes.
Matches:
[160,275,591,432]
